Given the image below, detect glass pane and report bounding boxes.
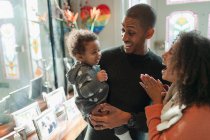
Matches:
[140,0,151,4]
[166,11,198,50]
[129,0,150,7]
[0,23,19,79]
[0,0,33,99]
[26,0,43,78]
[0,0,55,100]
[167,0,210,5]
[0,1,13,19]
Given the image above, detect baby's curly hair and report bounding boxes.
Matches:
[66,29,98,58]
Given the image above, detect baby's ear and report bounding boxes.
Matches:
[75,54,83,61]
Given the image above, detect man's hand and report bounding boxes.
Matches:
[97,70,108,82]
[89,103,131,130]
[91,104,108,116]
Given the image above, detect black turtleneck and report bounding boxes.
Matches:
[85,46,165,140]
[100,46,164,112]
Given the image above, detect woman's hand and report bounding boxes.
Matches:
[140,74,166,104]
[89,103,131,130]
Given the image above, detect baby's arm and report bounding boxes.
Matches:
[78,69,108,98]
[96,70,108,82]
[77,69,109,118]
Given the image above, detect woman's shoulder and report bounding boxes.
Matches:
[171,105,210,139]
[180,105,210,127]
[163,105,210,140]
[185,105,210,116]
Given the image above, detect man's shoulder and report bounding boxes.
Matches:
[100,46,123,67]
[101,46,122,56]
[148,50,162,63]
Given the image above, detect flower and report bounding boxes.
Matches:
[54,0,78,29]
[90,7,100,32]
[63,9,78,27]
[90,7,100,20]
[54,0,101,32]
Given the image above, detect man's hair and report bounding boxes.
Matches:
[66,29,98,58]
[172,31,210,106]
[126,4,156,29]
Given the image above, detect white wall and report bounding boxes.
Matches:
[71,0,126,49]
[151,0,210,55]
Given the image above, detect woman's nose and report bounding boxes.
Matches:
[162,52,167,60]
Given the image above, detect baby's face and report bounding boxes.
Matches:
[81,40,101,66]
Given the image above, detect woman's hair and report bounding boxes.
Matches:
[66,29,98,58]
[126,4,156,29]
[172,31,210,106]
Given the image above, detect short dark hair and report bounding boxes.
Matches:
[126,4,156,29]
[172,31,210,106]
[66,29,98,58]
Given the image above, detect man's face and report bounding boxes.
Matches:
[121,17,148,55]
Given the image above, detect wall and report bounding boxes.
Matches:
[152,0,210,55]
[71,0,125,49]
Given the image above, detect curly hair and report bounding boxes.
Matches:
[66,29,98,58]
[172,31,210,106]
[126,4,156,29]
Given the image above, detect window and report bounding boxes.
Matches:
[0,1,13,19]
[167,0,210,5]
[26,0,43,77]
[0,24,19,79]
[166,11,198,48]
[129,0,150,7]
[0,1,19,79]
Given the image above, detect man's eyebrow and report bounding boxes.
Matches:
[126,25,136,29]
[121,24,136,29]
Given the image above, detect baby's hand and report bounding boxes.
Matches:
[97,70,108,82]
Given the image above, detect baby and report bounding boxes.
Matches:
[66,29,132,140]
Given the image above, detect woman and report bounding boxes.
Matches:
[140,31,210,140]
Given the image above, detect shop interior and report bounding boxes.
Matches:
[1,0,210,139]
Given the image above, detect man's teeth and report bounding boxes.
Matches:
[125,43,132,46]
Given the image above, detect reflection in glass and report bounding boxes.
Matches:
[26,0,43,77]
[1,24,20,79]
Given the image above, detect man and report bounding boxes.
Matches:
[85,4,165,140]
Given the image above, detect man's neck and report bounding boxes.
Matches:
[134,46,149,55]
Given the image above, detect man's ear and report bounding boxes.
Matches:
[146,28,154,39]
[75,54,83,61]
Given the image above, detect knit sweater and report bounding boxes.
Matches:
[145,104,210,140]
[67,62,109,118]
